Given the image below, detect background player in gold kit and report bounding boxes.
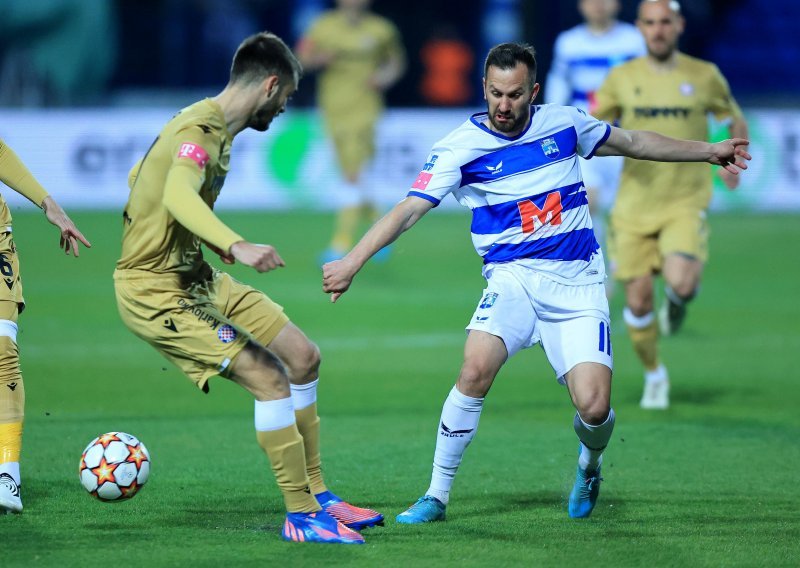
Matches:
[0,140,90,514]
[113,32,380,544]
[592,0,748,409]
[297,0,405,263]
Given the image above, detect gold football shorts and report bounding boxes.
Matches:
[0,232,23,310]
[114,265,288,391]
[608,208,709,281]
[328,121,375,179]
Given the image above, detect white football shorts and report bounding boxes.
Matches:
[466,262,613,383]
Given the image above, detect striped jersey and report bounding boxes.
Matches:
[545,22,645,111]
[407,104,611,285]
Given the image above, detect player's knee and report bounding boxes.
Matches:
[626,295,653,317]
[286,340,321,384]
[577,401,610,426]
[456,362,494,397]
[669,280,697,301]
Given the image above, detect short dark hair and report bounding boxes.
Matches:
[484,43,537,87]
[230,32,303,85]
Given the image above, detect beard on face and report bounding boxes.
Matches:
[249,98,281,132]
[487,104,528,134]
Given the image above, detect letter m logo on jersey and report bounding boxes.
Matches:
[517,191,563,234]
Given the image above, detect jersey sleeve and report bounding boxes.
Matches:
[382,20,405,62]
[590,67,622,123]
[545,35,571,105]
[168,124,221,183]
[406,147,462,207]
[0,138,49,207]
[706,64,743,121]
[565,107,611,159]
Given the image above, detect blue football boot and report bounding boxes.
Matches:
[395,495,446,524]
[568,465,602,518]
[282,510,365,544]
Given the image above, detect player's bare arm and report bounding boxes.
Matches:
[41,196,92,257]
[370,51,406,91]
[596,127,751,174]
[322,196,433,302]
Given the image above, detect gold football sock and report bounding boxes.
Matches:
[627,319,659,371]
[0,422,22,464]
[256,424,320,513]
[295,403,327,495]
[329,206,362,252]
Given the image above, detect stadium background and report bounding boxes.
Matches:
[1,1,798,566]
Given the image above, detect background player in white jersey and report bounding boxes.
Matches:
[546,0,645,274]
[323,43,749,522]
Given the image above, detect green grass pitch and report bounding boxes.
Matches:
[2,210,798,566]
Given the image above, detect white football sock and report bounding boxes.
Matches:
[254,397,296,432]
[574,408,616,471]
[426,386,485,505]
[290,379,318,411]
[644,364,669,384]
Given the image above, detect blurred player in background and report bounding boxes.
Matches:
[592,0,748,409]
[296,0,405,264]
[0,140,90,514]
[546,0,645,285]
[323,43,748,522]
[113,32,380,544]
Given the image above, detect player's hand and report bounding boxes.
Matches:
[322,258,357,303]
[204,241,235,265]
[709,138,751,176]
[41,196,92,257]
[716,167,741,190]
[230,242,285,273]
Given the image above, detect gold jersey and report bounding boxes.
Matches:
[116,99,234,276]
[593,53,742,223]
[304,10,403,127]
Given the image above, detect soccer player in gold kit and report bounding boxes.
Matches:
[113,32,379,544]
[297,0,405,263]
[592,0,748,409]
[0,140,90,514]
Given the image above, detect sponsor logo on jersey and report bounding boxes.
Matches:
[422,154,439,171]
[440,422,474,438]
[486,160,503,174]
[177,142,210,169]
[634,107,691,119]
[541,137,560,159]
[217,324,237,343]
[479,292,498,309]
[411,171,433,190]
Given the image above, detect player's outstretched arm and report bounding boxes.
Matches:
[42,196,92,257]
[322,196,433,303]
[596,127,751,175]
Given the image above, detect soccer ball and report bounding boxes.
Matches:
[79,432,150,501]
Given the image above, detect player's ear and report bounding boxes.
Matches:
[530,83,540,103]
[482,77,487,101]
[263,75,281,99]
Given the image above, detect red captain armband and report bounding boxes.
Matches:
[176,142,210,169]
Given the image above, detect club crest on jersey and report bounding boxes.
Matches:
[486,161,503,175]
[541,137,560,159]
[217,324,237,343]
[422,154,439,171]
[177,142,210,169]
[479,292,498,309]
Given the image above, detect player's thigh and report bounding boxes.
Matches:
[0,233,23,313]
[114,278,250,391]
[607,217,660,280]
[658,209,709,263]
[466,266,537,359]
[212,271,289,349]
[331,125,375,178]
[536,281,613,384]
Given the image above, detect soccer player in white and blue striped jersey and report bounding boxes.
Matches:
[322,43,749,521]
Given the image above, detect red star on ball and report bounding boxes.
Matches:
[91,458,118,485]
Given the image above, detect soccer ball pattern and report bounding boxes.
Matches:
[79,432,150,501]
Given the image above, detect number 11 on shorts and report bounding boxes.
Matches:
[598,321,611,356]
